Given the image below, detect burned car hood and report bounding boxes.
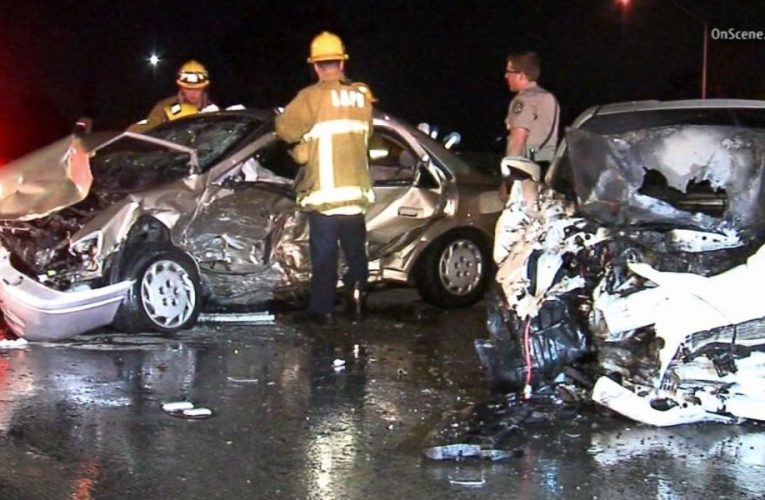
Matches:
[0,133,116,221]
[567,125,765,235]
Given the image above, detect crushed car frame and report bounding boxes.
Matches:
[477,99,765,426]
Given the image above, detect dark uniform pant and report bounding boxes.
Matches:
[308,212,368,315]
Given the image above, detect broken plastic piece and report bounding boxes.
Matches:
[227,377,260,383]
[448,476,486,487]
[592,376,733,426]
[182,407,212,418]
[423,443,514,461]
[162,401,194,412]
[198,312,275,324]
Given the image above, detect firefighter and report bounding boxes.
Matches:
[276,31,375,326]
[128,60,218,132]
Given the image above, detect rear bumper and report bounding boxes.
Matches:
[0,246,133,341]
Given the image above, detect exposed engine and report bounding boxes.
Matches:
[0,193,118,290]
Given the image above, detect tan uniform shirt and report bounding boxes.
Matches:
[505,82,559,162]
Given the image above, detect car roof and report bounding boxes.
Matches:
[220,107,411,132]
[573,98,765,128]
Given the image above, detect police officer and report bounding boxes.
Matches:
[129,60,218,132]
[501,51,559,201]
[275,31,375,326]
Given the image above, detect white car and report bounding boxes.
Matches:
[477,99,765,426]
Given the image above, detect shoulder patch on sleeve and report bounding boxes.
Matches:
[511,100,524,114]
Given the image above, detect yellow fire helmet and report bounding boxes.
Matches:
[176,60,210,89]
[307,31,349,64]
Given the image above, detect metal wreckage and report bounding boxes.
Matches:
[0,120,311,341]
[476,124,765,427]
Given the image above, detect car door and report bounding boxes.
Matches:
[365,122,447,259]
[180,135,309,305]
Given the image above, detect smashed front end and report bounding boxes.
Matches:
[477,124,765,425]
[0,135,135,340]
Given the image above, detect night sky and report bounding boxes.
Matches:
[2,0,764,161]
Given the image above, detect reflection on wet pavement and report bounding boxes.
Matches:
[0,289,762,499]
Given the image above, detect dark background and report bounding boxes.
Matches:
[1,0,764,162]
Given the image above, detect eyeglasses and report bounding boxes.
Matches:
[505,70,521,76]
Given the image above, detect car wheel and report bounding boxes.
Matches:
[113,244,202,333]
[416,230,491,308]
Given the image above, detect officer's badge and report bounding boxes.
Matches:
[511,100,524,114]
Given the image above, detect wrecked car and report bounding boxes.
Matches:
[476,99,765,426]
[0,110,501,341]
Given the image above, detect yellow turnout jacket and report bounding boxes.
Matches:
[275,72,374,214]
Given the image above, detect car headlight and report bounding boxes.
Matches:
[70,232,103,257]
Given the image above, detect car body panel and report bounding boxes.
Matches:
[0,246,134,341]
[0,137,91,221]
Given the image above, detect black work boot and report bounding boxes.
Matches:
[346,283,368,323]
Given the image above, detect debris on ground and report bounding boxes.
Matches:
[198,312,275,324]
[333,358,346,372]
[161,401,213,419]
[423,443,514,461]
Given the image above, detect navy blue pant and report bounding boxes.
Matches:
[308,212,368,315]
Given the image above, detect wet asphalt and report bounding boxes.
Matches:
[0,288,763,499]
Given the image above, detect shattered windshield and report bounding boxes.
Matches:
[553,106,765,203]
[91,114,264,193]
[567,124,765,233]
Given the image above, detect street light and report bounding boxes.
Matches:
[148,54,160,67]
[619,0,709,98]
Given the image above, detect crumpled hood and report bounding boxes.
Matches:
[0,133,114,221]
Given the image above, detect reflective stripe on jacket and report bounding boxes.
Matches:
[275,74,374,214]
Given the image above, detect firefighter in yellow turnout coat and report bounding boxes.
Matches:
[129,60,217,133]
[276,31,374,325]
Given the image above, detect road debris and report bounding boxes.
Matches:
[227,377,260,383]
[162,401,213,419]
[448,475,486,487]
[423,443,514,461]
[333,358,346,372]
[198,312,275,324]
[162,401,194,412]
